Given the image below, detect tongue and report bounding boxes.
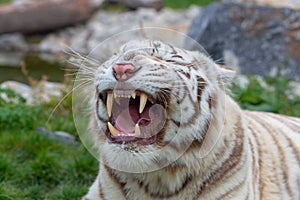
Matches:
[115,104,166,138]
[115,105,150,134]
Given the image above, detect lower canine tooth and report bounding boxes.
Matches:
[135,123,141,136]
[108,122,120,136]
[139,92,147,113]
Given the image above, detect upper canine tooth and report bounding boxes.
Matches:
[108,122,120,136]
[135,123,141,136]
[139,92,147,113]
[107,93,113,117]
[131,92,136,99]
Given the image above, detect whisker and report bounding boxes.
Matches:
[46,80,92,127]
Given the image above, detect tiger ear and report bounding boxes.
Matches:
[216,65,236,85]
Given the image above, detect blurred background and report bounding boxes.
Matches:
[0,0,299,199]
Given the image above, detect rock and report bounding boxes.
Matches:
[187,2,300,81]
[38,34,68,54]
[36,127,78,145]
[234,74,250,89]
[32,81,65,104]
[0,6,199,56]
[0,80,65,105]
[0,33,28,52]
[291,81,300,96]
[106,0,163,10]
[66,6,199,56]
[224,0,300,9]
[0,52,24,66]
[1,81,32,102]
[12,0,33,5]
[0,0,102,34]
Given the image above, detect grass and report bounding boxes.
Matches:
[230,76,300,117]
[0,88,98,199]
[101,0,221,11]
[0,129,97,200]
[0,0,11,5]
[164,0,220,9]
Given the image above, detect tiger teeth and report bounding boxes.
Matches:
[108,122,141,137]
[139,92,147,113]
[131,92,136,99]
[135,123,141,136]
[113,93,132,98]
[106,91,149,116]
[107,93,113,117]
[108,122,120,136]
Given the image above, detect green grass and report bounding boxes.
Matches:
[0,75,299,199]
[164,0,220,9]
[0,88,98,199]
[0,0,11,5]
[230,76,300,117]
[0,129,97,200]
[102,0,221,11]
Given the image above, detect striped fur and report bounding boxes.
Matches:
[82,40,300,200]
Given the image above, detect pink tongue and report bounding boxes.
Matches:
[115,105,150,134]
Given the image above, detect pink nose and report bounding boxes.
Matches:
[113,64,135,80]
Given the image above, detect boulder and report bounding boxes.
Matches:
[225,0,300,9]
[187,2,300,81]
[0,0,102,34]
[0,33,28,52]
[0,80,65,105]
[36,127,78,145]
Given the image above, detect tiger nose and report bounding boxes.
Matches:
[112,64,135,81]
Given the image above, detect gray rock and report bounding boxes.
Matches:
[66,6,199,56]
[291,81,300,96]
[187,2,300,81]
[36,127,78,145]
[223,0,300,9]
[0,52,24,66]
[0,0,102,34]
[0,33,28,52]
[0,80,65,105]
[38,34,68,54]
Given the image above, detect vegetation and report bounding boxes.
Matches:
[0,88,98,200]
[0,88,41,130]
[230,76,300,117]
[0,0,11,5]
[164,0,220,9]
[101,0,221,11]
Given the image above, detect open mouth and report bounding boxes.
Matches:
[99,89,167,145]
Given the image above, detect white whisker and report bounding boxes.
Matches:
[46,80,92,127]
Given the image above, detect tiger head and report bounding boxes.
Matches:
[91,40,235,173]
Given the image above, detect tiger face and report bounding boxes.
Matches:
[92,40,235,172]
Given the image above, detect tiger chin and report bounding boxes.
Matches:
[81,40,300,200]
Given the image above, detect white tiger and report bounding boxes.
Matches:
[81,40,300,200]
